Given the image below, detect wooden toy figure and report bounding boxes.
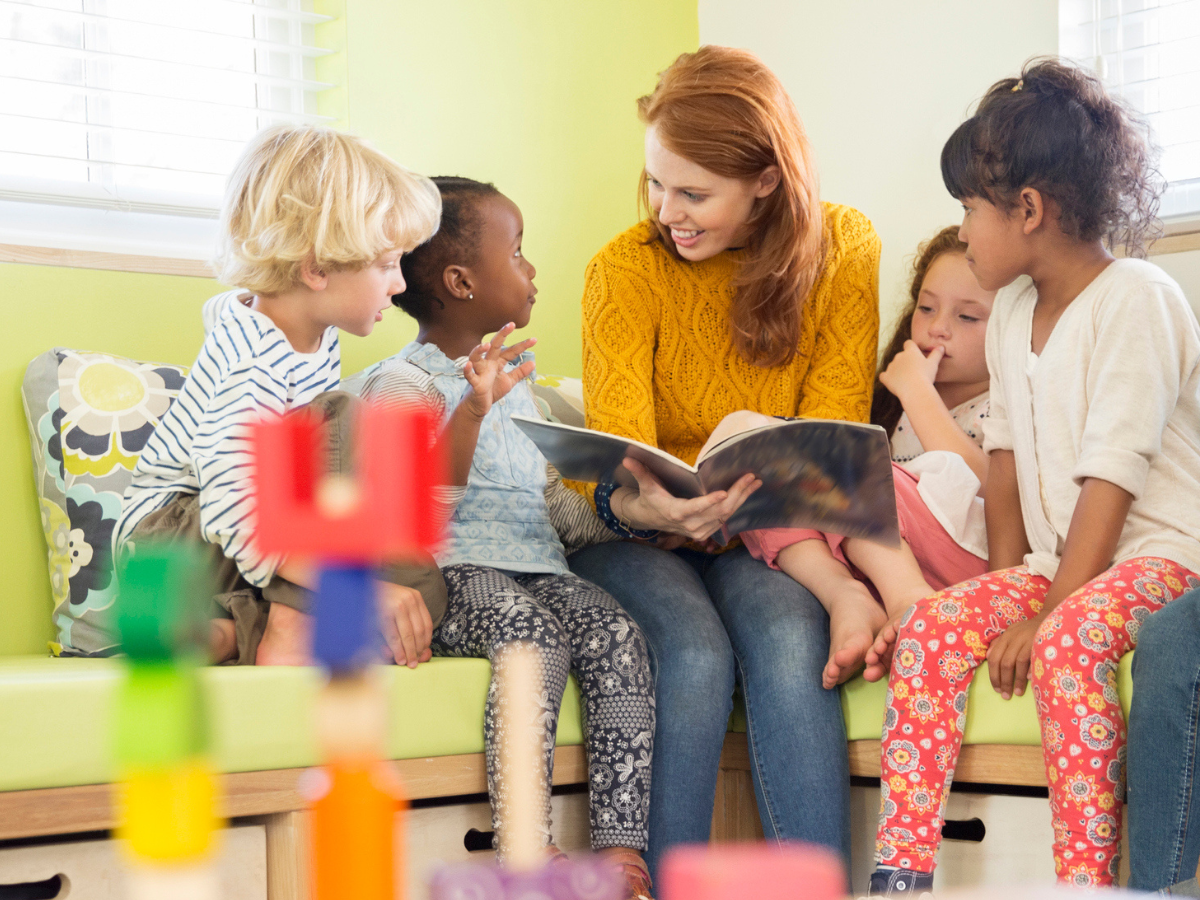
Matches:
[427,645,624,900]
[113,544,221,900]
[252,401,442,900]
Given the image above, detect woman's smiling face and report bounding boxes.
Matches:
[644,126,779,262]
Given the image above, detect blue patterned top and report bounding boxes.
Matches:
[397,341,569,575]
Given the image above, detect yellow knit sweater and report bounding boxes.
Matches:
[580,203,881,471]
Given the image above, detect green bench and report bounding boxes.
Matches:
[1,347,1133,898]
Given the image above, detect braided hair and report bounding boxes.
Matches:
[394,176,501,322]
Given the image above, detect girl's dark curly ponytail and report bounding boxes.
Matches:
[941,57,1164,256]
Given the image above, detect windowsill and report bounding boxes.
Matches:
[0,197,219,277]
[0,219,1197,281]
[0,243,212,279]
[1150,218,1200,255]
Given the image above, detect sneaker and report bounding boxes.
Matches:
[868,867,934,896]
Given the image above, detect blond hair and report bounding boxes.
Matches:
[212,125,441,294]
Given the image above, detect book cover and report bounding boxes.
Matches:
[511,415,899,545]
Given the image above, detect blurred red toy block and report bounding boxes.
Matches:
[660,843,846,900]
[252,401,444,562]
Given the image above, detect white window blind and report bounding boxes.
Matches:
[1061,0,1200,220]
[0,0,334,256]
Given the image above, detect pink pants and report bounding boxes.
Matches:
[742,463,987,594]
[876,559,1200,885]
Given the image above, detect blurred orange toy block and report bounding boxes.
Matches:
[306,761,406,900]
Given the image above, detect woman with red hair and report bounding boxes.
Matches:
[568,46,880,881]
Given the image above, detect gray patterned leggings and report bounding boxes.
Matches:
[434,564,655,854]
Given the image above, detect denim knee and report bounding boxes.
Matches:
[1136,599,1200,678]
[656,632,736,705]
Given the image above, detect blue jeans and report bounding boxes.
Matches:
[1128,587,1200,892]
[568,542,850,880]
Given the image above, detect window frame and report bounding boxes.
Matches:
[1059,0,1200,232]
[0,0,336,266]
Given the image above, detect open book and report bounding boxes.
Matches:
[511,415,899,545]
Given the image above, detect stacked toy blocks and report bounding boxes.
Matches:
[114,545,221,900]
[253,401,441,900]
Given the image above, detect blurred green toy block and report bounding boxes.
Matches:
[114,662,206,769]
[116,543,211,661]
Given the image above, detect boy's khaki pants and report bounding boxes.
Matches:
[124,390,447,664]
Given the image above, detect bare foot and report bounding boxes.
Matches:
[823,581,888,688]
[255,602,313,666]
[210,619,237,663]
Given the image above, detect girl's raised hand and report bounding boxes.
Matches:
[461,322,537,419]
[878,340,944,402]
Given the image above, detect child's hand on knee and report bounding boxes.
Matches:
[986,617,1040,700]
[376,581,433,668]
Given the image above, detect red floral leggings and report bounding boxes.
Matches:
[875,558,1200,887]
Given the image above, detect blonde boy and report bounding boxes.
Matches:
[113,126,443,666]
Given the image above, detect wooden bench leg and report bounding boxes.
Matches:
[263,810,308,900]
[711,734,763,842]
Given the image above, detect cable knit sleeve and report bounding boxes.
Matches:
[795,208,880,423]
[568,237,662,505]
[580,243,661,444]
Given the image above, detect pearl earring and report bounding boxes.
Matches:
[468,293,474,299]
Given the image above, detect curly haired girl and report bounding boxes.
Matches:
[869,58,1200,895]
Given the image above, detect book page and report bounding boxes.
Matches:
[510,416,706,497]
[698,420,899,546]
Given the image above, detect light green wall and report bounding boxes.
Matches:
[0,1,698,656]
[342,0,699,376]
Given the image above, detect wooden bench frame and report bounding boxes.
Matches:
[0,738,1047,899]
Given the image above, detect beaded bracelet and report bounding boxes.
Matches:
[594,482,660,541]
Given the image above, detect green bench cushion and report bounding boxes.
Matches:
[0,653,1135,793]
[840,655,1134,743]
[0,656,582,792]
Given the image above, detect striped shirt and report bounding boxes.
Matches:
[114,291,341,587]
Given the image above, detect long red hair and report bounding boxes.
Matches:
[638,46,824,367]
[870,226,966,437]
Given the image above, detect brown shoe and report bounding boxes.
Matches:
[601,848,654,900]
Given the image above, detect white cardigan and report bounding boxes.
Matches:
[982,258,1200,580]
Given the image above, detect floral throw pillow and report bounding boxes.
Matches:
[531,374,584,428]
[22,349,188,655]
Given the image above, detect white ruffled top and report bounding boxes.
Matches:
[890,393,989,559]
